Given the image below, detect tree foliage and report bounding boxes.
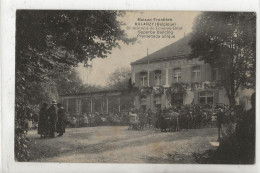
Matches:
[55,69,84,95]
[15,10,135,161]
[189,12,256,106]
[106,67,131,90]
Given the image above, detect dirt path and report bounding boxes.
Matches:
[27,126,218,163]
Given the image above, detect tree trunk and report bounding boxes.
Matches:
[228,94,236,107]
[224,78,236,107]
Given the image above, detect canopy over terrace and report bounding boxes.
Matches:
[59,89,130,116]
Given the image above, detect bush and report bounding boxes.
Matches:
[15,123,30,161]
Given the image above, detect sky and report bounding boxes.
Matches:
[75,11,201,87]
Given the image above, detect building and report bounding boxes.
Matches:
[59,35,254,115]
[59,89,134,116]
[131,35,253,111]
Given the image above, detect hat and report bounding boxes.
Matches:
[51,101,57,105]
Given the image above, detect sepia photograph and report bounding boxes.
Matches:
[13,10,257,165]
[12,10,256,165]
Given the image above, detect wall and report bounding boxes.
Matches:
[131,57,211,88]
[218,89,229,106]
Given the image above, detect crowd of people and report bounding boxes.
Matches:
[38,101,66,138]
[128,104,236,133]
[65,111,130,128]
[35,93,255,163]
[37,96,250,143]
[52,102,242,134]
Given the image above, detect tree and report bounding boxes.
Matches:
[15,10,135,161]
[106,67,131,90]
[189,12,256,106]
[105,67,137,111]
[55,69,85,95]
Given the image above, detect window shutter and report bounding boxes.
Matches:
[168,69,173,85]
[161,69,166,85]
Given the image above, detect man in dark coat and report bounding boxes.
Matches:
[48,101,57,138]
[38,103,49,138]
[159,108,167,132]
[56,103,66,136]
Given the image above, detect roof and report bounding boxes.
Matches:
[131,35,192,65]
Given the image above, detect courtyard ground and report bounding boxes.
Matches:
[27,126,219,163]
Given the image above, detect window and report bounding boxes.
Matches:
[140,72,148,87]
[68,98,76,113]
[199,91,214,104]
[154,70,162,86]
[192,66,201,82]
[76,99,81,112]
[141,76,147,86]
[173,68,181,83]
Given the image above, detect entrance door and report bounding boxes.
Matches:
[171,93,183,106]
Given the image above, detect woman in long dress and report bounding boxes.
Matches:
[38,103,49,138]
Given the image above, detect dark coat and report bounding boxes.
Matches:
[216,112,225,128]
[48,105,57,132]
[56,107,65,134]
[38,106,49,134]
[226,107,256,164]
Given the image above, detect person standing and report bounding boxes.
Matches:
[56,103,65,136]
[38,103,49,138]
[48,101,57,138]
[216,108,225,141]
[83,113,89,127]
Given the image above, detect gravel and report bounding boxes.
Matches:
[27,126,218,163]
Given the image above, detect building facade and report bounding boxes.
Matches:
[59,36,254,115]
[59,89,134,116]
[131,35,253,111]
